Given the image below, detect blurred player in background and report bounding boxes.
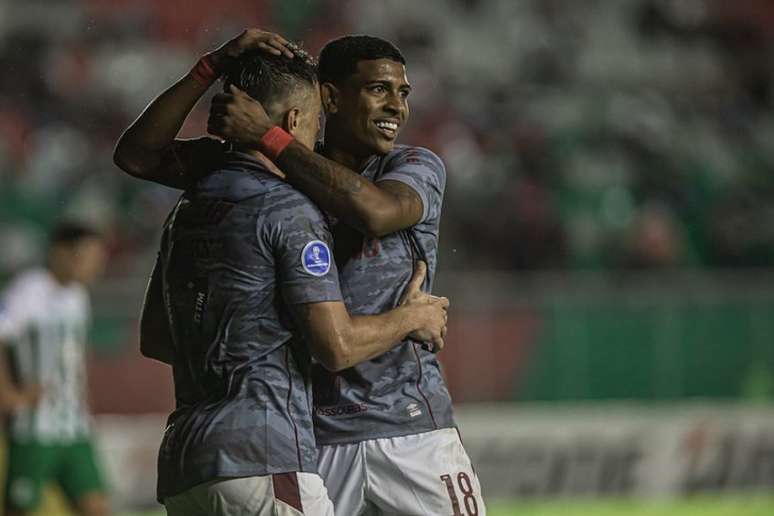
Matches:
[115,31,449,515]
[208,34,486,515]
[0,222,109,516]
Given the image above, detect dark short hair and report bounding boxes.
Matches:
[318,35,405,85]
[222,47,318,105]
[50,221,101,247]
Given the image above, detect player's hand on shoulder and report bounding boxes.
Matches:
[208,29,295,70]
[400,261,449,353]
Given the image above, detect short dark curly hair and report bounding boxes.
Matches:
[318,35,405,85]
[222,46,318,107]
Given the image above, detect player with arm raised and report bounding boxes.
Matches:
[117,37,449,516]
[119,28,484,515]
[209,35,486,516]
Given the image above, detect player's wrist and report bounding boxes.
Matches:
[205,48,234,74]
[259,126,295,161]
[189,54,220,87]
[398,305,422,335]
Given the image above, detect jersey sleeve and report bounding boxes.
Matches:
[0,276,35,341]
[376,147,447,225]
[261,192,343,306]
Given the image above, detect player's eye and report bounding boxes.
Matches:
[370,85,386,94]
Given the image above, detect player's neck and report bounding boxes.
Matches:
[232,145,286,179]
[321,140,371,172]
[47,262,73,286]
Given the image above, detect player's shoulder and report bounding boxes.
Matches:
[384,144,446,172]
[389,144,443,161]
[264,182,328,226]
[194,169,268,203]
[193,152,284,204]
[3,268,51,299]
[264,179,316,209]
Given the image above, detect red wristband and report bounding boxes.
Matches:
[260,126,294,160]
[189,55,218,86]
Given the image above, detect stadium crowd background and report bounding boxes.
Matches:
[3,0,774,274]
[2,0,774,513]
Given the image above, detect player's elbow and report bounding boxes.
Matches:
[360,208,397,238]
[318,358,349,373]
[113,144,143,178]
[139,337,155,359]
[113,141,156,179]
[139,340,173,365]
[139,324,174,364]
[138,341,154,360]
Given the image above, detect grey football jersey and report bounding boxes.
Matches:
[312,145,456,445]
[155,152,342,500]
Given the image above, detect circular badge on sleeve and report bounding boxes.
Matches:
[301,240,331,276]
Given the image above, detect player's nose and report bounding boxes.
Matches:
[383,93,404,117]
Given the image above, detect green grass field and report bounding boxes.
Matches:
[486,496,774,516]
[23,481,774,515]
[21,479,774,515]
[101,496,774,516]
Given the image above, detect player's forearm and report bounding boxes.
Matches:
[114,71,210,179]
[327,306,419,371]
[140,339,175,365]
[0,352,31,410]
[297,301,418,372]
[275,142,398,236]
[0,352,16,407]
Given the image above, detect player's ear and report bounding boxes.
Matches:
[320,82,339,115]
[284,108,301,137]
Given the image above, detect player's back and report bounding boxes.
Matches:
[156,151,320,500]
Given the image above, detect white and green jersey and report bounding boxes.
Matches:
[0,268,91,443]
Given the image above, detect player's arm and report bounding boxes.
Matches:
[207,88,425,237]
[0,287,42,411]
[113,29,294,189]
[139,258,175,364]
[270,200,447,370]
[289,262,447,372]
[278,142,424,237]
[0,347,40,412]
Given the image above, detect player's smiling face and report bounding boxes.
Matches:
[334,58,411,156]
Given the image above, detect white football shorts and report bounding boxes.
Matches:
[164,472,334,516]
[318,427,486,515]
